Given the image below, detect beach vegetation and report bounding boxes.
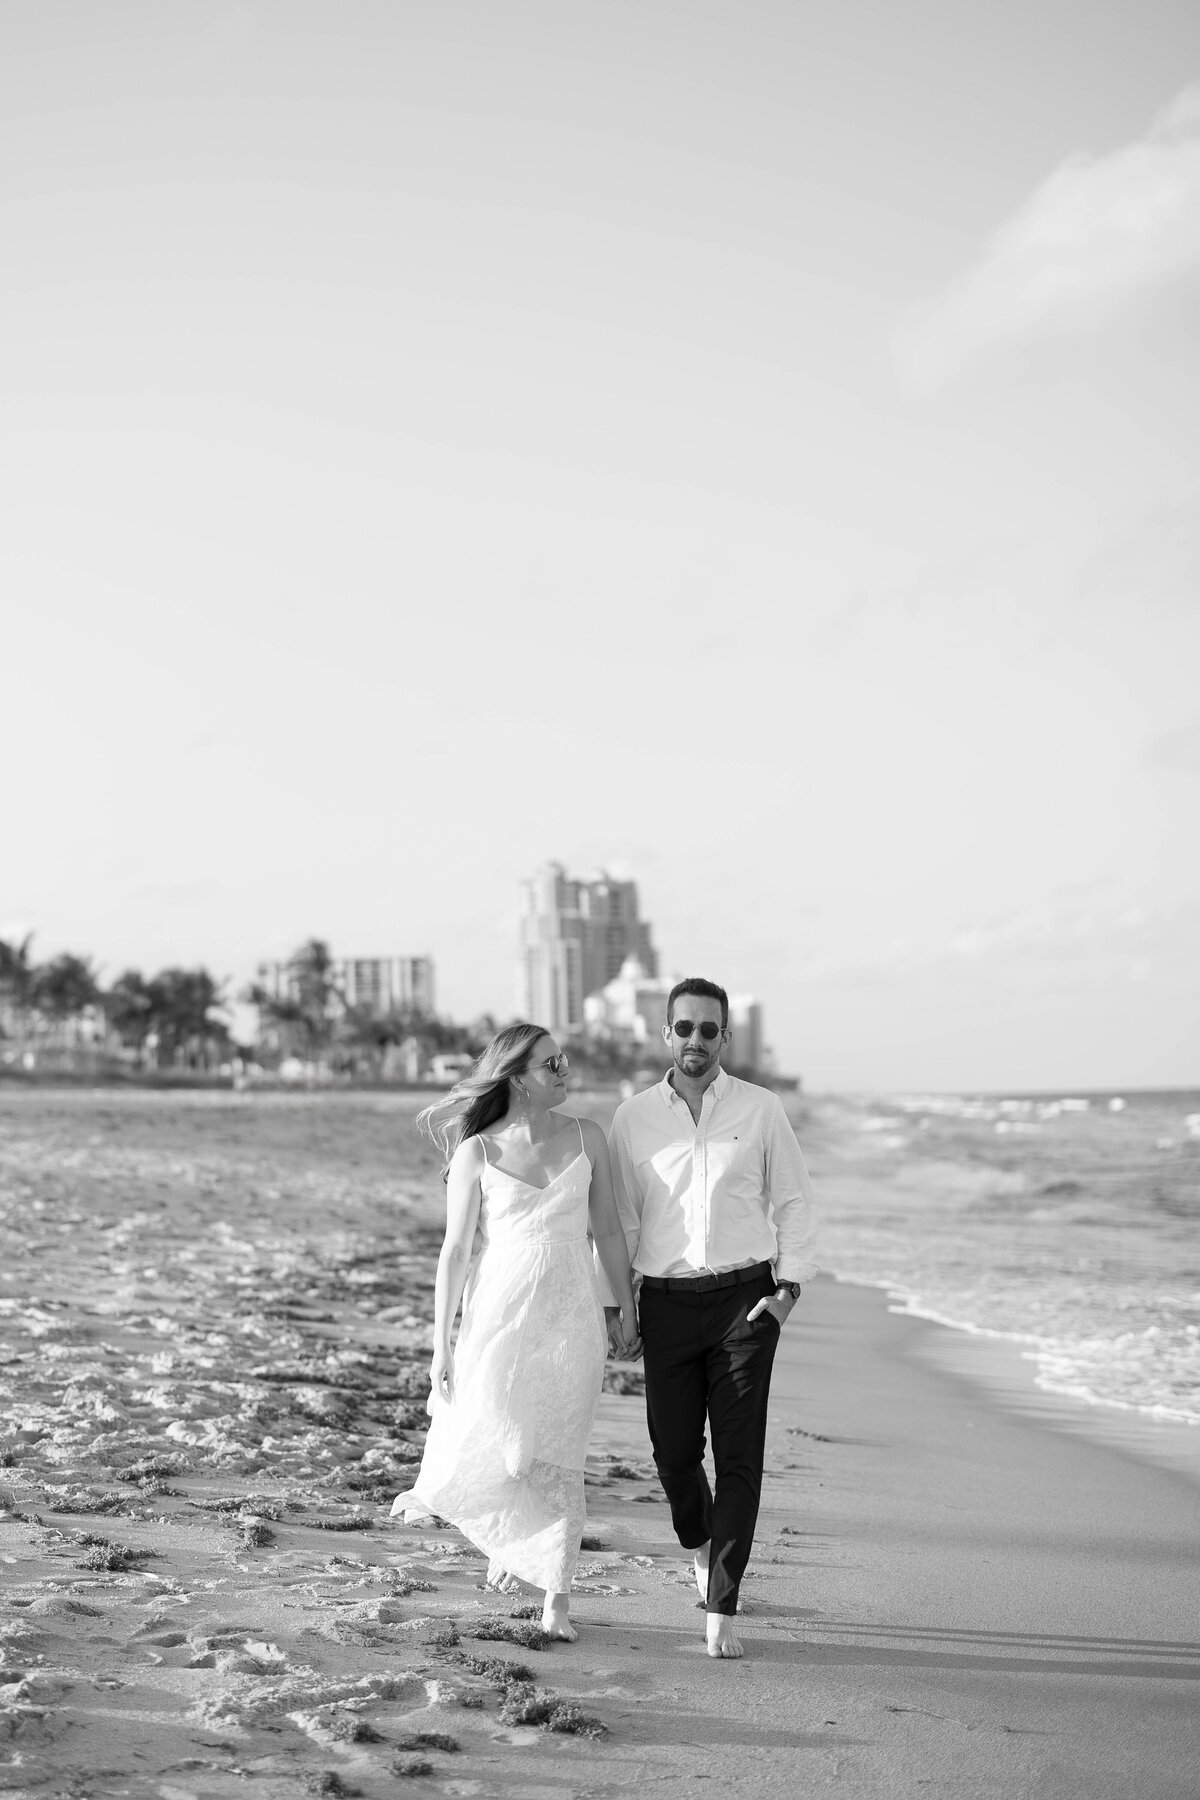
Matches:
[0,933,232,1075]
[29,952,100,1022]
[0,933,37,1032]
[2,925,680,1090]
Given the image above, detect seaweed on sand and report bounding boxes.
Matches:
[395,1731,459,1753]
[74,1537,156,1571]
[499,1683,606,1737]
[465,1613,551,1650]
[237,1520,276,1548]
[450,1652,534,1687]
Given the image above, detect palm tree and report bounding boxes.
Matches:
[247,938,342,1062]
[105,970,156,1058]
[30,953,100,1026]
[287,938,342,1054]
[0,934,36,1039]
[145,967,229,1068]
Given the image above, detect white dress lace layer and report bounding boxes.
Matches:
[395,1131,607,1592]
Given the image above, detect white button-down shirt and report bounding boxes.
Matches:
[604,1068,819,1292]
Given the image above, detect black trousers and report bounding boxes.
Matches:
[639,1267,780,1616]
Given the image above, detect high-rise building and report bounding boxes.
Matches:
[728,994,764,1073]
[255,953,435,1018]
[517,863,657,1036]
[336,956,435,1017]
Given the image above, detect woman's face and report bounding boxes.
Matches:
[519,1034,569,1107]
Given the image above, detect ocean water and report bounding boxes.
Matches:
[797,1088,1200,1428]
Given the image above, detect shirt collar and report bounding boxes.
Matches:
[660,1066,730,1106]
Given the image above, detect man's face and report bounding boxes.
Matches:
[663,994,728,1080]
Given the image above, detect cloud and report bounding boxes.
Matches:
[1077,489,1200,615]
[131,879,224,907]
[895,82,1200,392]
[796,900,1200,989]
[1147,712,1200,774]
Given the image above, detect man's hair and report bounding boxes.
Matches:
[665,977,729,1030]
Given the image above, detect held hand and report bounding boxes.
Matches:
[617,1306,642,1362]
[429,1344,455,1405]
[604,1306,623,1357]
[605,1305,642,1362]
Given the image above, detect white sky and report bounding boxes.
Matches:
[3,1,1199,1091]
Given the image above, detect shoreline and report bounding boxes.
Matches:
[544,1275,1200,1795]
[828,1272,1200,1492]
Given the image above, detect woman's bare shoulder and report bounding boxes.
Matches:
[574,1116,609,1154]
[448,1133,488,1173]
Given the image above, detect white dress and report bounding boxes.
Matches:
[395,1121,608,1592]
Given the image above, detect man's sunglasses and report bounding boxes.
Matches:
[535,1053,570,1076]
[671,1019,722,1041]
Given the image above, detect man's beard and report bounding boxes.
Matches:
[676,1047,713,1075]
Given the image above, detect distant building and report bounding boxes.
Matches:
[336,956,435,1018]
[383,1036,425,1083]
[517,863,657,1037]
[584,956,676,1045]
[255,954,435,1018]
[586,975,766,1073]
[728,995,764,1074]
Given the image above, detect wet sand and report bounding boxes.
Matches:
[2,1088,1198,1797]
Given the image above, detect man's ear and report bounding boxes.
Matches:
[661,1020,673,1047]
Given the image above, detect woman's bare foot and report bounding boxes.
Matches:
[706,1613,744,1658]
[693,1541,710,1602]
[542,1591,577,1641]
[486,1559,520,1594]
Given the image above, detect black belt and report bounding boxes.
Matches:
[639,1260,772,1294]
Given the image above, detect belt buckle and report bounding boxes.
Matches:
[693,1271,719,1293]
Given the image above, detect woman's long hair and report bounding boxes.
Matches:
[416,1021,547,1173]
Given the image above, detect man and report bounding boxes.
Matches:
[607,976,818,1659]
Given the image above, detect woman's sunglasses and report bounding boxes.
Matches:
[535,1053,570,1076]
[671,1019,722,1041]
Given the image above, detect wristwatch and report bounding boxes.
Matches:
[776,1280,802,1301]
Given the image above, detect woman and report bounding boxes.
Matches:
[392,1021,639,1641]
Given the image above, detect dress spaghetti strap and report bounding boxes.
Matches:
[575,1117,587,1160]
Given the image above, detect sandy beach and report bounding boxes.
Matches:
[2,1087,1198,1798]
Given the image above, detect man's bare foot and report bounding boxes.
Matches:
[486,1559,520,1594]
[542,1592,577,1641]
[706,1613,744,1658]
[693,1541,710,1603]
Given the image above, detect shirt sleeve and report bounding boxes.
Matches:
[593,1101,645,1307]
[764,1096,820,1284]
